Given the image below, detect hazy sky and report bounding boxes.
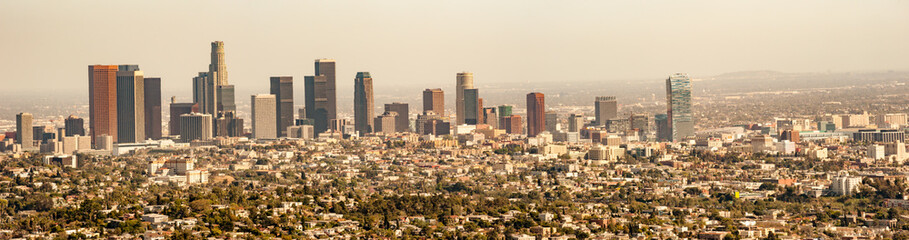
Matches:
[1,0,907,98]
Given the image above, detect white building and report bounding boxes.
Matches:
[868,145,885,160]
[829,175,862,196]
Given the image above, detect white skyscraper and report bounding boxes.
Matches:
[456,72,474,125]
[252,94,277,139]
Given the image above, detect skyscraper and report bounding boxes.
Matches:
[526,92,545,137]
[217,85,237,113]
[193,72,217,116]
[251,94,277,139]
[144,77,162,140]
[89,65,119,144]
[306,59,337,134]
[16,113,34,150]
[502,115,523,134]
[116,65,145,143]
[463,89,479,125]
[354,72,375,134]
[64,115,85,137]
[384,102,410,132]
[655,113,671,141]
[423,88,444,116]
[666,73,694,141]
[209,41,228,86]
[568,113,584,132]
[456,72,474,125]
[270,76,294,137]
[545,112,558,133]
[169,102,198,137]
[595,96,617,126]
[179,113,213,142]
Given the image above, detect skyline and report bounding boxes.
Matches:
[2,0,908,98]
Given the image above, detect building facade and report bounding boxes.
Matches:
[354,72,375,134]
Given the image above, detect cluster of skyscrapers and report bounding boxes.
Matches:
[8,41,697,152]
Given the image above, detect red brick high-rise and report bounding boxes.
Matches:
[526,92,545,137]
[89,65,119,144]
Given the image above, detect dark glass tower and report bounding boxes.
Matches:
[270,76,294,137]
[354,72,375,134]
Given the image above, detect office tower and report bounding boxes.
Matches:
[217,85,236,113]
[456,72,474,125]
[483,107,498,129]
[169,102,198,137]
[193,72,217,116]
[595,96,617,126]
[655,114,671,141]
[298,108,306,120]
[251,94,277,139]
[144,77,162,140]
[497,105,513,118]
[629,113,650,132]
[502,115,523,134]
[16,113,34,150]
[209,41,228,85]
[64,115,85,137]
[215,111,244,137]
[304,59,337,134]
[354,72,375,134]
[374,112,398,134]
[423,88,444,116]
[89,65,119,144]
[666,73,694,141]
[384,102,410,132]
[545,112,558,133]
[179,113,213,142]
[568,114,584,132]
[116,65,145,143]
[526,92,545,137]
[61,135,91,155]
[463,89,479,124]
[270,76,294,137]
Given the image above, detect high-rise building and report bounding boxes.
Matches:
[526,92,545,137]
[251,94,277,139]
[423,88,444,116]
[217,85,236,114]
[456,72,474,125]
[304,59,337,134]
[192,72,217,117]
[781,130,800,143]
[595,96,617,126]
[545,112,558,133]
[666,73,694,141]
[416,111,451,136]
[116,65,145,143]
[64,115,85,137]
[655,113,671,141]
[144,77,162,140]
[497,105,513,118]
[179,113,213,142]
[502,115,523,134]
[354,72,375,134]
[463,89,479,125]
[483,107,498,129]
[568,114,584,132]
[287,125,315,139]
[209,41,228,85]
[317,59,337,132]
[16,113,34,150]
[384,102,410,132]
[169,101,198,137]
[374,112,398,134]
[89,65,119,144]
[270,76,294,137]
